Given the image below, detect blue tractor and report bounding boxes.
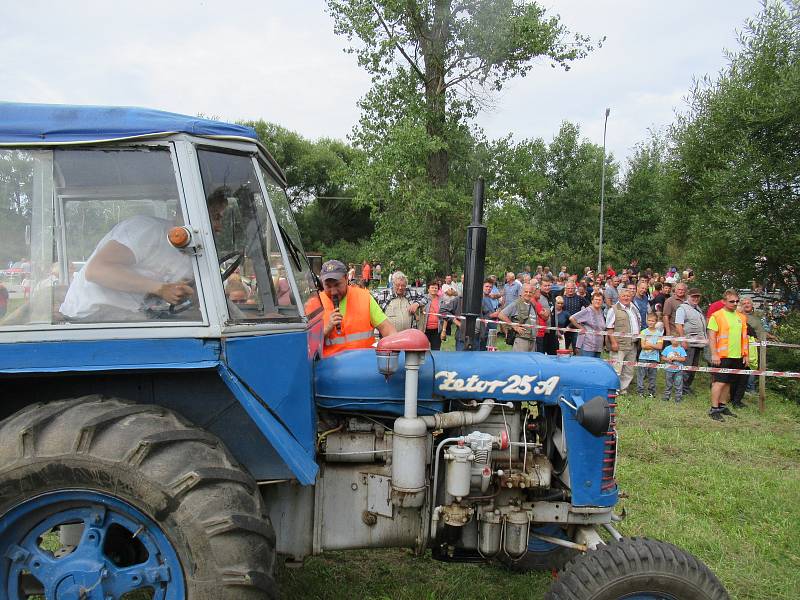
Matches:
[0,103,728,600]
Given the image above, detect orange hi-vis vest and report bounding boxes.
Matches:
[711,308,748,359]
[320,286,375,357]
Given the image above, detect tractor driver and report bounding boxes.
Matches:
[60,191,228,322]
[320,259,396,358]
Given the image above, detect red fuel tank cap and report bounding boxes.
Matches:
[376,329,431,352]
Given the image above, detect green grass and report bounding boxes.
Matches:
[278,372,800,600]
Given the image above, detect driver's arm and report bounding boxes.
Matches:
[85,240,193,304]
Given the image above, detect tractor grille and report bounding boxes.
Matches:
[601,391,618,492]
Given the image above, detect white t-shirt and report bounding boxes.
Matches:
[60,216,193,319]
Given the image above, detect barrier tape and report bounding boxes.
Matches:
[604,358,800,379]
[429,311,800,348]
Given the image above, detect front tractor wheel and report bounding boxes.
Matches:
[0,396,277,600]
[545,537,729,600]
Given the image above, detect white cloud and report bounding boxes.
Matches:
[1,0,761,163]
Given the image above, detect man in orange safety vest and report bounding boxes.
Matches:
[320,260,396,358]
[707,288,749,422]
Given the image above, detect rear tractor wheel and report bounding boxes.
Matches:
[0,396,277,600]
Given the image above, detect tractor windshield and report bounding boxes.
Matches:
[197,149,308,322]
[0,146,203,327]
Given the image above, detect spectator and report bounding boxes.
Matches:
[554,296,570,349]
[706,296,726,319]
[375,271,427,332]
[569,291,606,358]
[0,282,8,318]
[632,279,651,340]
[444,279,498,351]
[637,313,663,397]
[674,288,707,396]
[604,275,620,309]
[558,265,568,279]
[561,281,588,353]
[361,260,372,288]
[731,297,777,407]
[347,263,356,285]
[606,286,642,395]
[539,277,558,355]
[501,271,522,307]
[650,282,666,314]
[661,337,687,402]
[530,283,549,353]
[421,280,444,350]
[500,271,523,345]
[606,264,617,277]
[498,283,538,352]
[662,282,688,337]
[707,289,748,422]
[373,262,382,285]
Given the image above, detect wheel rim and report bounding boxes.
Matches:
[1,490,186,600]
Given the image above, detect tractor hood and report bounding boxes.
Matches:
[315,350,619,416]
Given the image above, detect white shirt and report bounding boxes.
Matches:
[605,301,640,333]
[60,216,193,319]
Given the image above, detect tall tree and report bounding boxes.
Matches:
[667,0,799,294]
[607,133,671,270]
[327,0,598,272]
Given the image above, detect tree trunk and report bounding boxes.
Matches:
[423,0,452,272]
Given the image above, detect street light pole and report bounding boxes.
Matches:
[597,107,610,276]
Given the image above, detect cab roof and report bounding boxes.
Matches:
[0,101,258,144]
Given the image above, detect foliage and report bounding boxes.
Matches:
[665,0,800,296]
[607,134,672,271]
[769,310,800,401]
[242,120,375,257]
[0,150,33,265]
[327,0,599,272]
[481,123,617,275]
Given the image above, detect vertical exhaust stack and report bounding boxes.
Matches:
[462,178,487,351]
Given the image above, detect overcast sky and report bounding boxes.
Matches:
[2,0,761,165]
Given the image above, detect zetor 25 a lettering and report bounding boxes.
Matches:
[435,371,560,396]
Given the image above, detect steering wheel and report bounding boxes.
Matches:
[219,249,245,282]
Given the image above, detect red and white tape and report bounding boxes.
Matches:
[605,359,800,378]
[430,311,800,348]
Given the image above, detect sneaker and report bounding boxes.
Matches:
[719,406,738,418]
[647,393,655,399]
[731,400,747,409]
[709,410,724,422]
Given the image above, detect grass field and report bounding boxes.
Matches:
[278,345,800,600]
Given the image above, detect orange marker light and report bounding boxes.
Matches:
[168,226,192,248]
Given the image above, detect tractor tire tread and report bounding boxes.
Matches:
[544,537,729,600]
[0,396,278,600]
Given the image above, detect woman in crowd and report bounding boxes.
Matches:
[569,291,607,358]
[421,279,443,350]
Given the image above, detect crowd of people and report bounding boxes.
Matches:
[322,259,790,424]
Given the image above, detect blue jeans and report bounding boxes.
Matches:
[664,369,683,401]
[580,349,602,358]
[637,360,658,394]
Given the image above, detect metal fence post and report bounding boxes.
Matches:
[758,342,766,414]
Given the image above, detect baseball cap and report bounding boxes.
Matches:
[688,288,702,297]
[320,260,348,282]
